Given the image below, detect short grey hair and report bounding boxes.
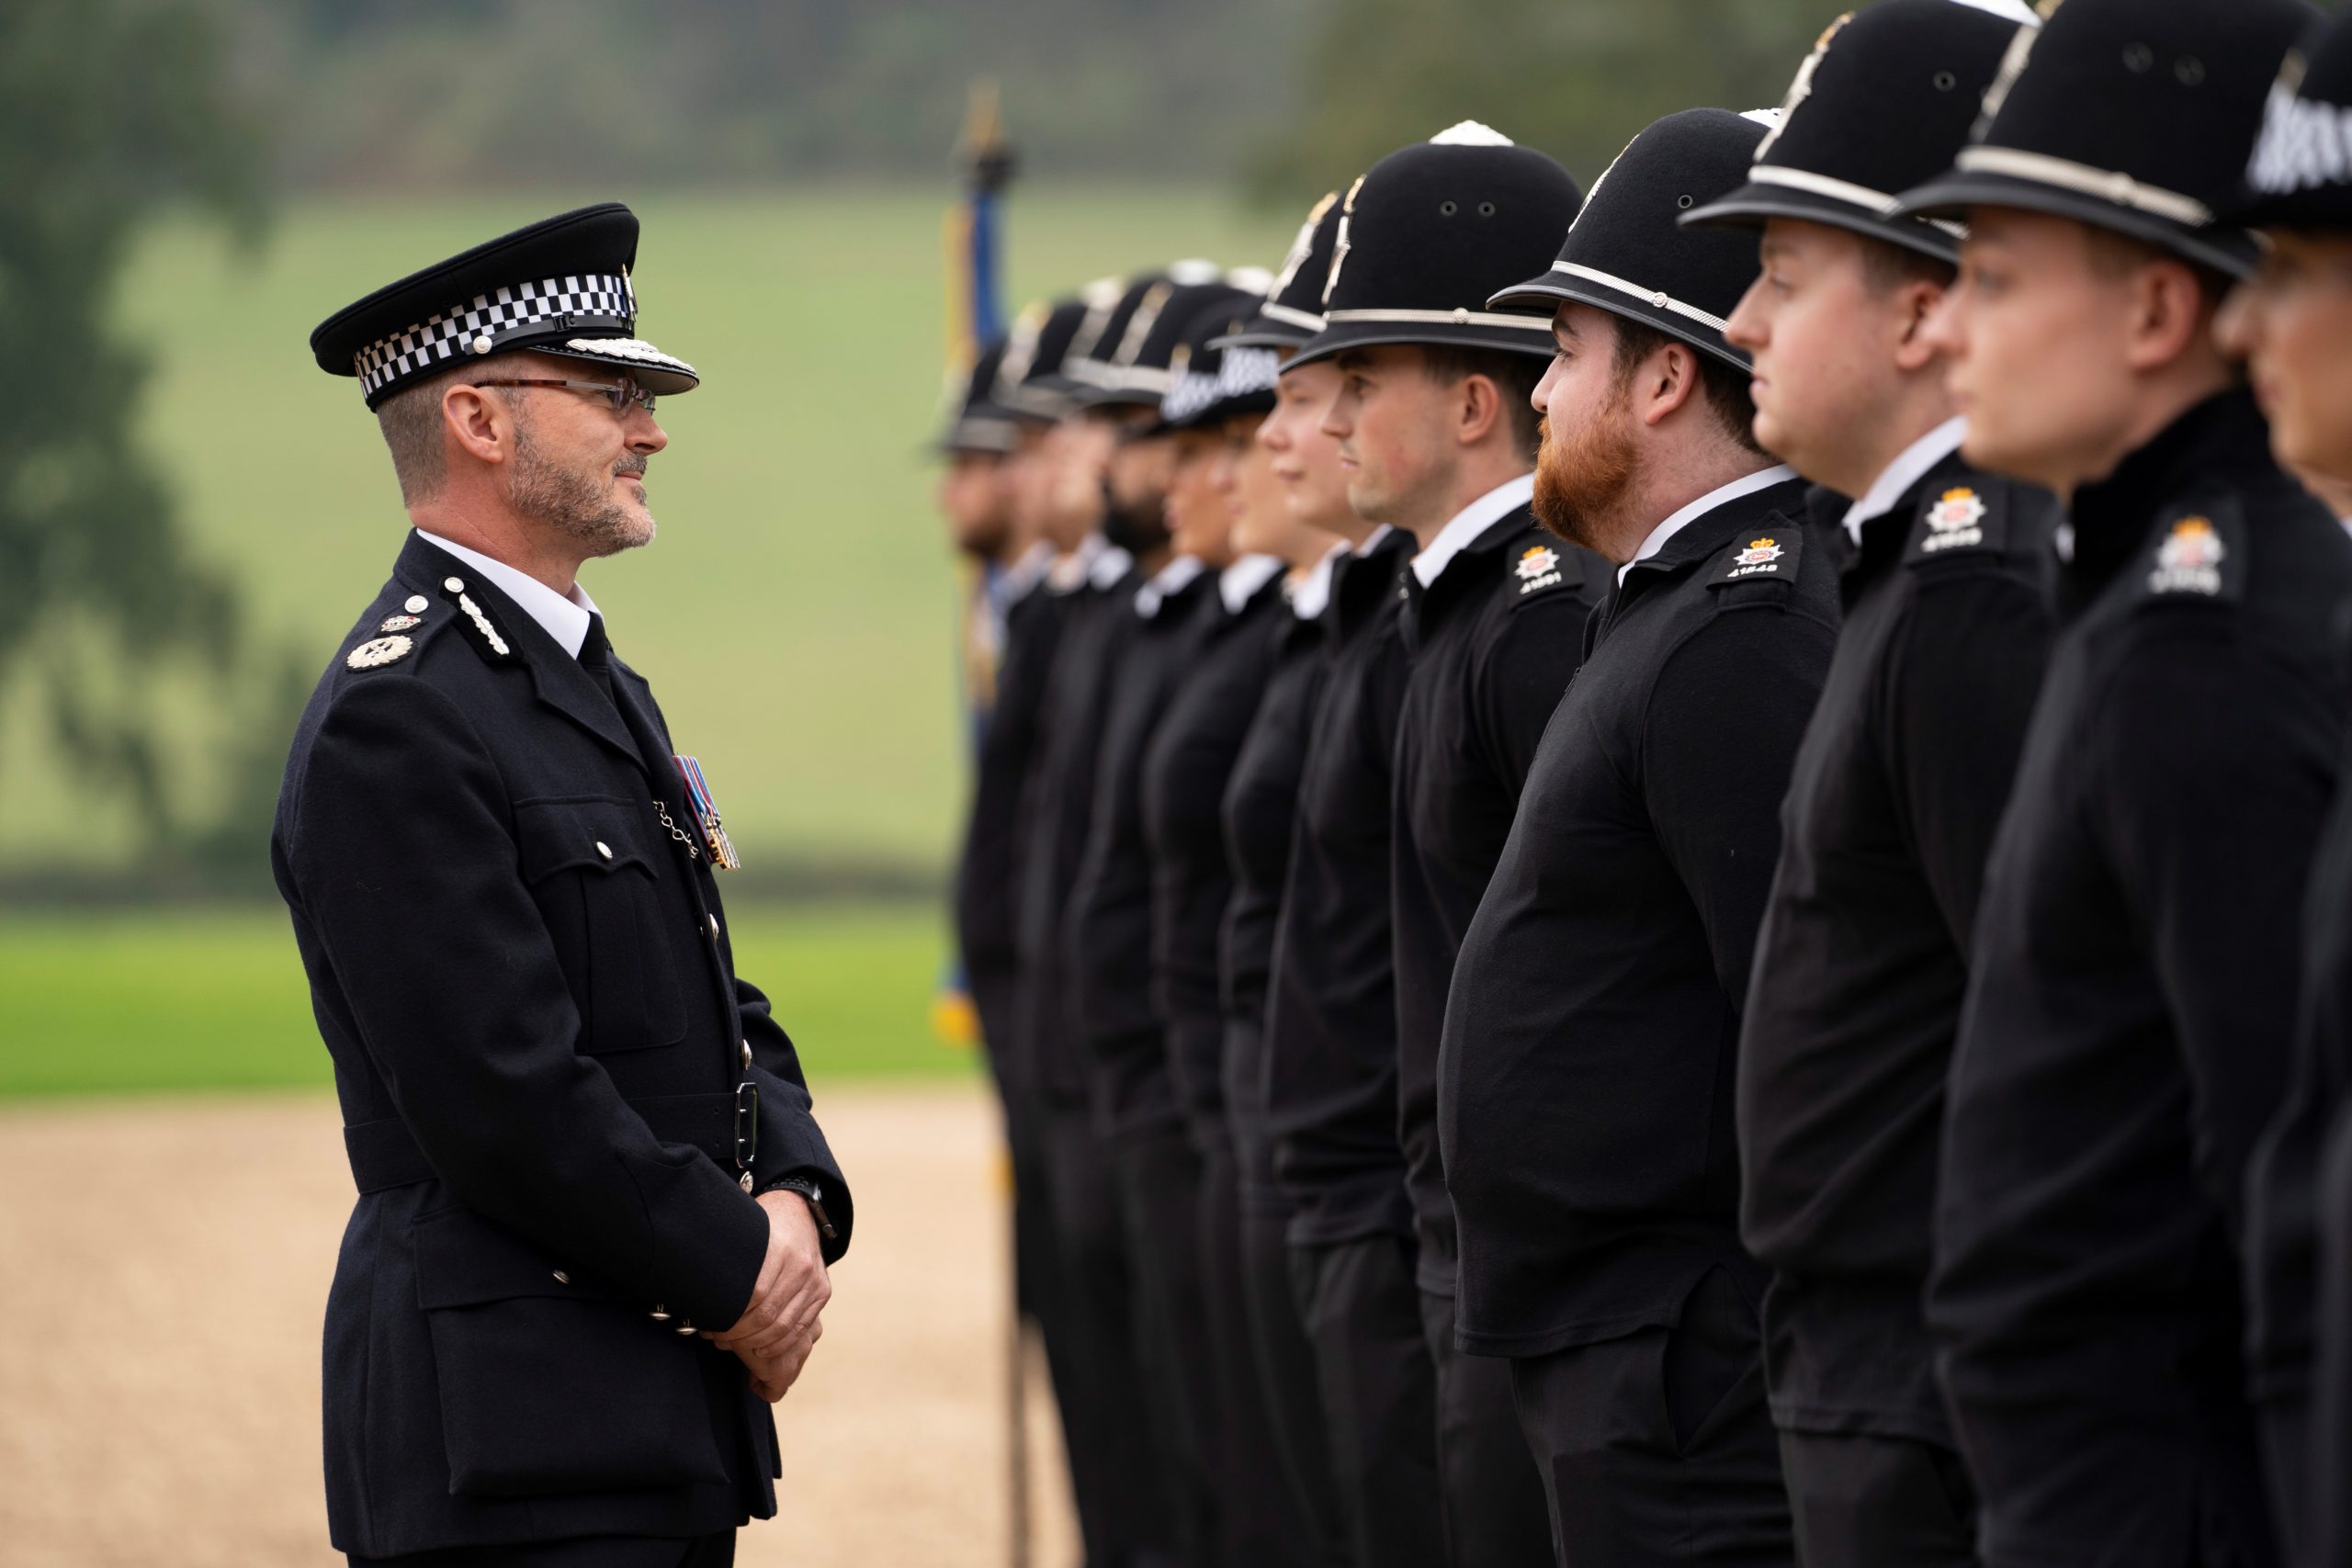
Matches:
[374,362,496,504]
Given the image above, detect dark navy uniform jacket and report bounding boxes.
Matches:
[1736,441,2056,1450]
[1069,562,1218,1139]
[1220,571,1336,1214]
[1442,473,1831,1359]
[272,531,852,1559]
[1143,563,1287,1150]
[1264,527,1418,1246]
[1391,494,1602,1298]
[1012,549,1137,1111]
[955,571,1066,1097]
[1932,390,2351,1568]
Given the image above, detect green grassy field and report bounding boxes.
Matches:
[0,186,1302,876]
[0,902,977,1097]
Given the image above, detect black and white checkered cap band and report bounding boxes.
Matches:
[1159,346,1281,425]
[354,272,638,399]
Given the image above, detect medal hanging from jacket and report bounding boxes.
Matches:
[670,754,741,871]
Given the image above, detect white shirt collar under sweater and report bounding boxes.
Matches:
[1840,416,1968,548]
[1136,554,1206,617]
[1220,553,1285,614]
[1616,465,1800,586]
[1291,540,1348,620]
[1409,472,1537,588]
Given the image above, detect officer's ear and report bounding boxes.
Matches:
[1455,371,1510,447]
[2120,257,2221,375]
[1631,339,1702,430]
[1891,279,1949,375]
[442,383,517,469]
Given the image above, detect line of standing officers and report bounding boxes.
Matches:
[934,2,2352,1564]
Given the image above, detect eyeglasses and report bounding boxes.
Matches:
[473,376,657,415]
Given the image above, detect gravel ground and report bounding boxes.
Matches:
[0,1083,1079,1567]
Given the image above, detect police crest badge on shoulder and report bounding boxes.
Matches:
[1514,544,1565,595]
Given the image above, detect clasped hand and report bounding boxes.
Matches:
[704,1190,830,1403]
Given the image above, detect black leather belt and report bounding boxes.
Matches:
[343,1088,753,1194]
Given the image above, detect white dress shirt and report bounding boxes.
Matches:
[416,530,600,658]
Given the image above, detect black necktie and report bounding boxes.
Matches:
[577,611,621,710]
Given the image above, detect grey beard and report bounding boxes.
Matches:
[509,431,650,557]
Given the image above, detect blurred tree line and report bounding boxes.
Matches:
[189,0,1839,197]
[3,0,311,896]
[1251,0,1841,198]
[199,0,1323,187]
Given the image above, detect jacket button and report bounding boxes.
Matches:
[595,840,613,860]
[551,1269,571,1285]
[741,1038,753,1069]
[444,576,465,593]
[650,1303,671,1321]
[674,1320,697,1337]
[708,914,722,941]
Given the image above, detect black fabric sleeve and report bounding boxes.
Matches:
[287,675,771,1327]
[1882,574,2054,958]
[2092,622,2337,1235]
[1642,604,1837,1008]
[1475,591,1590,793]
[735,976,854,1264]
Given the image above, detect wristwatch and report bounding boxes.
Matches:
[760,1176,838,1241]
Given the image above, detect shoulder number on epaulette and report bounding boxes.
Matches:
[1708,525,1803,588]
[1906,483,2008,566]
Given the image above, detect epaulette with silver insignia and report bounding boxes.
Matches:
[345,590,440,670]
[438,574,518,661]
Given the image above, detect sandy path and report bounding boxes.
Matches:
[0,1084,1079,1567]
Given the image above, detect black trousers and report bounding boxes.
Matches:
[352,1533,733,1566]
[1196,1135,1342,1566]
[1235,1168,1350,1563]
[1777,1430,1974,1568]
[1288,1232,1446,1568]
[1420,1287,1555,1566]
[1509,1267,1793,1568]
[1115,1124,1224,1567]
[1041,1102,1177,1567]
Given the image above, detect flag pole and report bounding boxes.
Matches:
[943,75,1030,1568]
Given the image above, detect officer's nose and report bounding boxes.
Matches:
[629,409,669,455]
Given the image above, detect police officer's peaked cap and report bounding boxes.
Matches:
[936,338,1023,456]
[997,293,1099,421]
[1895,0,2317,279]
[2230,6,2352,230]
[1288,124,1584,370]
[1217,191,1347,352]
[1155,286,1279,434]
[1490,108,1776,373]
[311,202,698,412]
[1681,0,2035,263]
[1075,274,1237,409]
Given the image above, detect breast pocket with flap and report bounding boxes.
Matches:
[515,796,688,1055]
